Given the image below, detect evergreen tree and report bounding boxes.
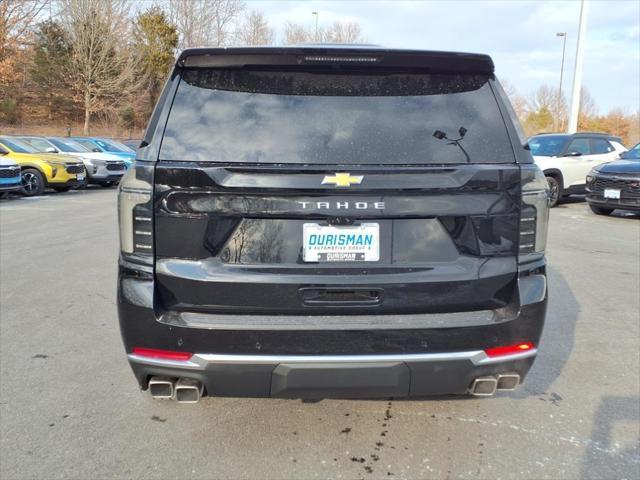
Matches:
[133,7,178,115]
[30,20,72,120]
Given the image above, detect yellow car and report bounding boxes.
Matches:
[0,136,86,196]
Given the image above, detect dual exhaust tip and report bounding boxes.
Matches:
[148,376,203,403]
[149,374,519,400]
[470,373,520,396]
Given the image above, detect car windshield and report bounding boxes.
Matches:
[73,138,103,151]
[0,137,37,153]
[621,143,640,160]
[20,137,57,152]
[160,69,515,165]
[528,136,568,156]
[95,138,133,153]
[48,138,91,153]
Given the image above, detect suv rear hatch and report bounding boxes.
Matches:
[148,48,524,319]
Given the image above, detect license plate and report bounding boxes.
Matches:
[604,188,620,199]
[303,223,380,262]
[76,174,85,181]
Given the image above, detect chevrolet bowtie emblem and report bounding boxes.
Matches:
[321,172,364,187]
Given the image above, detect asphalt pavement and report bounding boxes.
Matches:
[1,189,638,480]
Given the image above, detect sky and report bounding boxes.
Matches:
[245,0,640,113]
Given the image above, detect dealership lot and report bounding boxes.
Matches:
[0,190,638,479]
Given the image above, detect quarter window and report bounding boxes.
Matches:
[567,138,591,156]
[590,138,613,154]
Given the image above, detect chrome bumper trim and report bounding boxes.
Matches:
[160,309,506,331]
[128,348,537,370]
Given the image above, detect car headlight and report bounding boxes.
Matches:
[44,160,65,169]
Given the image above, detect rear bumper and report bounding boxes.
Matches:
[88,173,123,184]
[118,263,547,398]
[586,193,640,212]
[128,349,536,398]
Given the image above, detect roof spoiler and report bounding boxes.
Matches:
[176,46,494,74]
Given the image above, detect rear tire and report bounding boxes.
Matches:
[546,176,562,207]
[589,204,614,216]
[53,186,71,192]
[21,168,45,197]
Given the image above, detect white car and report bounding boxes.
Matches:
[528,133,627,206]
[19,136,127,187]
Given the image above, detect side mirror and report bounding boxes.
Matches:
[92,148,101,152]
[46,147,57,153]
[565,151,582,157]
[0,147,8,155]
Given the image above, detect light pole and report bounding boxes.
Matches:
[312,11,319,42]
[568,0,588,134]
[556,32,567,131]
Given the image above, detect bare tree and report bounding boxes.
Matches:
[283,20,365,45]
[324,21,364,43]
[235,10,273,46]
[579,87,598,119]
[528,85,567,131]
[168,0,245,48]
[283,21,313,45]
[500,79,528,120]
[0,0,47,46]
[0,0,47,89]
[212,0,245,46]
[60,0,141,134]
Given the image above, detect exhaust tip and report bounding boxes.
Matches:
[148,376,175,399]
[496,373,520,391]
[470,376,498,396]
[175,378,204,404]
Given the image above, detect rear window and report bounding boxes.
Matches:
[160,69,515,165]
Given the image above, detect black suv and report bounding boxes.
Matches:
[117,46,550,403]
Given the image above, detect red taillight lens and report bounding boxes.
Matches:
[132,347,193,361]
[484,342,535,358]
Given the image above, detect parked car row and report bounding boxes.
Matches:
[529,132,640,215]
[0,135,138,197]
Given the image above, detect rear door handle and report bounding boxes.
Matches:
[299,287,383,306]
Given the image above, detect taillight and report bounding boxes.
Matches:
[485,342,535,358]
[132,347,193,361]
[118,165,153,257]
[519,165,549,258]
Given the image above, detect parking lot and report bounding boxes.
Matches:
[0,189,638,480]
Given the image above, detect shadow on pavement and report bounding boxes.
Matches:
[554,194,586,207]
[581,395,640,479]
[511,264,579,400]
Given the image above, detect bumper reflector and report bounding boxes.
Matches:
[132,347,193,361]
[484,342,534,358]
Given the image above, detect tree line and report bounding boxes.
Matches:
[504,81,639,146]
[1,0,638,146]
